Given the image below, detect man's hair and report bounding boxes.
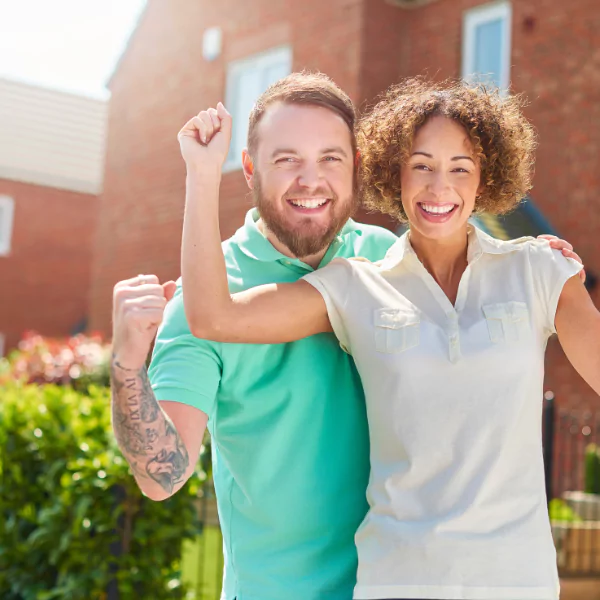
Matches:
[247,71,357,157]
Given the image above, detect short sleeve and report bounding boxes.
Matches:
[302,258,354,354]
[148,285,222,418]
[528,240,584,334]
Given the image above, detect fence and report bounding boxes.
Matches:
[544,393,600,577]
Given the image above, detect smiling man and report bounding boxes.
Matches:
[109,72,583,600]
[111,73,398,600]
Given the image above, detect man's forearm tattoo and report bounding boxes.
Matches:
[110,356,190,494]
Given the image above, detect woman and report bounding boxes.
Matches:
[179,79,600,600]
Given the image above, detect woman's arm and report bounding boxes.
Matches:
[178,104,330,344]
[555,275,600,395]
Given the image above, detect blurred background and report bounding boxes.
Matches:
[1,1,599,599]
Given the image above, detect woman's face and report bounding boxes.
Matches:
[400,115,482,241]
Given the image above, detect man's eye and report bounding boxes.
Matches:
[323,156,341,162]
[275,157,295,163]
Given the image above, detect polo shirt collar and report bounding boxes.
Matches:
[380,223,522,271]
[234,208,363,266]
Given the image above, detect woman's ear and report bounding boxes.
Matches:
[242,150,254,189]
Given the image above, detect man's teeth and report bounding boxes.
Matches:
[289,198,328,208]
[420,203,455,215]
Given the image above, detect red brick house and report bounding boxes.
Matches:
[0,78,107,355]
[89,0,600,412]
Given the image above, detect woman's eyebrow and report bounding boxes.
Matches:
[410,151,475,164]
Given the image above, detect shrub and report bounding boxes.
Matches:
[0,331,111,391]
[0,381,204,600]
[585,443,600,495]
[549,498,582,523]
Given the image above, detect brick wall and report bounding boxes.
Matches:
[0,178,98,352]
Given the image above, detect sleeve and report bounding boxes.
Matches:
[302,258,354,354]
[528,240,584,335]
[148,283,222,418]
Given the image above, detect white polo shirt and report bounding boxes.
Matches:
[303,225,582,600]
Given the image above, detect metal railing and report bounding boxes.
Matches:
[544,393,600,577]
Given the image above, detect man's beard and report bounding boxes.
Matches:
[253,175,358,259]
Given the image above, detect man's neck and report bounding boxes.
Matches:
[257,219,328,269]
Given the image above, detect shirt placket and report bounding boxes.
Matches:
[409,256,476,364]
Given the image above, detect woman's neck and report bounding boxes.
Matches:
[408,225,470,305]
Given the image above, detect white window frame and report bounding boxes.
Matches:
[462,1,512,92]
[224,45,293,172]
[0,195,15,256]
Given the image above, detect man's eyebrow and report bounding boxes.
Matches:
[271,148,299,157]
[271,147,350,158]
[410,151,475,163]
[322,146,349,158]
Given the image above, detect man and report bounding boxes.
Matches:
[111,72,583,600]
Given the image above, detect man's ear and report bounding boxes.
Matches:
[242,149,254,189]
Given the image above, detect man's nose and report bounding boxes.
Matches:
[297,163,322,189]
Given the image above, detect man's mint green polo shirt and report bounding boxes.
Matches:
[149,209,397,600]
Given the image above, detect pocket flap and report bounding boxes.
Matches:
[374,308,420,329]
[482,303,507,320]
[482,301,528,321]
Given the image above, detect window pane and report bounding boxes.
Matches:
[263,62,290,89]
[230,67,264,161]
[0,204,5,246]
[473,18,504,88]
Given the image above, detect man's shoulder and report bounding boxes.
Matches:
[345,221,398,261]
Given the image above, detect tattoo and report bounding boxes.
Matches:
[110,356,190,494]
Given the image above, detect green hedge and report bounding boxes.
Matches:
[585,443,600,495]
[0,382,203,600]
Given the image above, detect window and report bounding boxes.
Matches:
[0,195,15,256]
[224,46,292,170]
[0,333,5,358]
[462,2,512,91]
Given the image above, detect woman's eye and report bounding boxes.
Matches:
[413,164,431,171]
[452,167,469,173]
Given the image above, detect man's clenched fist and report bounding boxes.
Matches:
[177,102,232,174]
[112,274,177,370]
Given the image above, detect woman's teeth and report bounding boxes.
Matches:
[420,203,456,215]
[289,198,328,209]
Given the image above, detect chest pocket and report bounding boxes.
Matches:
[374,308,420,353]
[482,301,530,343]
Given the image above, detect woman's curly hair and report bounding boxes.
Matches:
[357,78,537,222]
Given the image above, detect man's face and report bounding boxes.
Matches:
[247,102,357,258]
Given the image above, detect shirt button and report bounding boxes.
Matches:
[450,335,459,346]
